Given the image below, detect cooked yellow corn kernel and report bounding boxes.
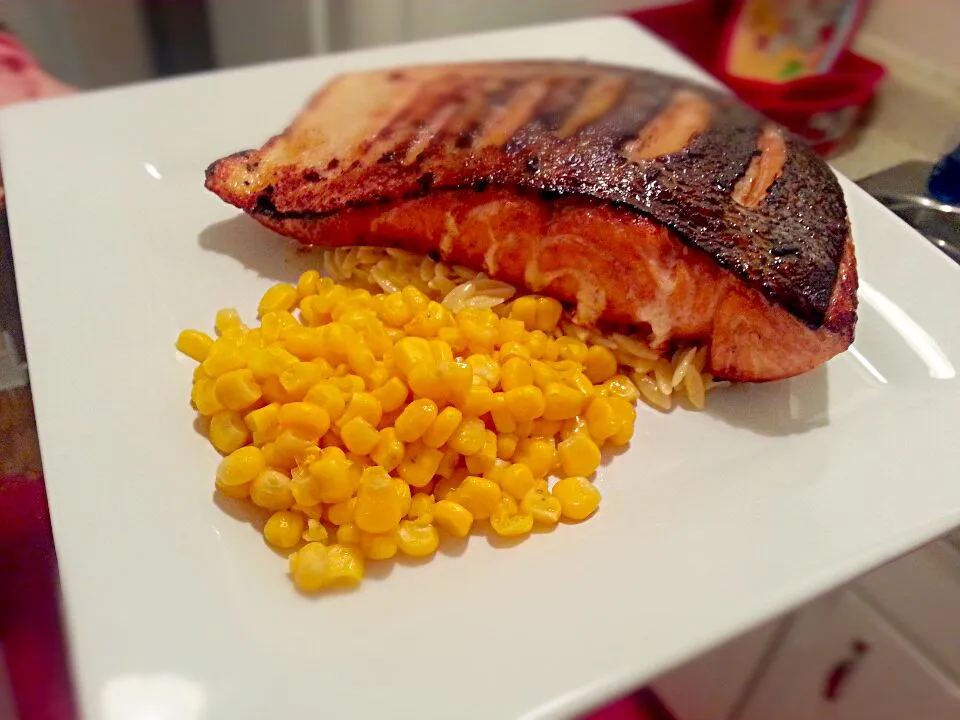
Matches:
[177,329,214,362]
[191,376,223,416]
[271,428,319,468]
[514,420,534,439]
[607,395,637,429]
[437,325,467,353]
[258,283,298,317]
[464,354,500,388]
[408,493,435,520]
[360,530,398,560]
[560,415,589,440]
[214,369,262,411]
[260,375,294,405]
[558,434,602,477]
[601,374,640,402]
[500,356,534,392]
[422,406,463,449]
[381,292,413,327]
[461,384,495,416]
[432,499,473,538]
[209,410,250,454]
[496,432,519,460]
[530,360,559,388]
[510,296,538,330]
[584,345,618,384]
[530,417,563,439]
[354,466,403,534]
[371,428,405,472]
[370,376,408,413]
[397,442,444,488]
[293,502,324,520]
[542,382,584,420]
[520,485,562,526]
[455,476,501,520]
[499,340,530,362]
[465,429,497,475]
[325,544,365,585]
[326,497,356,526]
[215,478,251,500]
[296,269,320,299]
[607,422,634,447]
[340,416,380,455]
[394,336,435,377]
[302,518,329,543]
[489,393,517,433]
[407,365,447,404]
[289,542,363,592]
[444,416,485,456]
[438,360,472,401]
[584,396,619,443]
[290,469,323,507]
[303,381,347,421]
[435,447,461,480]
[338,392,382,429]
[250,469,294,511]
[457,308,499,350]
[552,476,601,521]
[277,362,326,400]
[499,463,536,500]
[248,345,298,381]
[428,338,454,365]
[433,474,459,501]
[504,385,545,422]
[401,285,430,312]
[556,336,589,364]
[309,447,359,504]
[202,340,246,378]
[215,308,245,335]
[567,371,595,398]
[216,446,265,487]
[279,401,331,438]
[526,330,550,360]
[394,398,438,442]
[396,518,440,557]
[336,522,362,545]
[393,477,412,517]
[490,495,534,538]
[244,402,280,434]
[534,297,563,333]
[515,438,557,479]
[264,510,305,548]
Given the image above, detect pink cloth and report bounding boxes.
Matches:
[0,34,73,107]
[0,33,74,207]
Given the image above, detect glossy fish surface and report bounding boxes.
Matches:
[205,61,857,381]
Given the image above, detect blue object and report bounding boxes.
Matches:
[928,143,960,204]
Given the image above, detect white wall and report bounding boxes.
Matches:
[1,0,151,88]
[327,0,672,52]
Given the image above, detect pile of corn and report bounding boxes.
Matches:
[177,271,639,593]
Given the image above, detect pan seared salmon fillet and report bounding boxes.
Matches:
[204,61,857,382]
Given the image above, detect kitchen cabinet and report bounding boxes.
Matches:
[857,540,960,685]
[652,618,785,720]
[738,590,960,720]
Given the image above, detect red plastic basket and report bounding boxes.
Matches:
[626,0,885,157]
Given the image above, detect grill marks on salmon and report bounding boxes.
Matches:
[205,60,857,381]
[623,90,713,162]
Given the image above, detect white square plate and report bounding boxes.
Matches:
[3,18,960,720]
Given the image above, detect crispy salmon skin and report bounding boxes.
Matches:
[204,60,857,381]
